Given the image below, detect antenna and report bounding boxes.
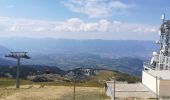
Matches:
[161,13,165,22]
[5,52,30,89]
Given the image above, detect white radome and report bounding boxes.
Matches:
[152,51,158,56]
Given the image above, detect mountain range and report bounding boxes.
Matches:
[0,38,159,76]
[0,37,158,57]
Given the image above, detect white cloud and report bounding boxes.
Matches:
[63,0,131,18]
[0,16,157,40]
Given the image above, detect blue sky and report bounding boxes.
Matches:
[0,0,169,40]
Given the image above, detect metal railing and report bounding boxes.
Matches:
[143,62,156,70]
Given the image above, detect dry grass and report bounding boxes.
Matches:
[0,85,109,100]
[60,89,108,100]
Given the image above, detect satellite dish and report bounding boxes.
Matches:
[158,30,161,36]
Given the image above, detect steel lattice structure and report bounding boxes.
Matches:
[5,52,30,88]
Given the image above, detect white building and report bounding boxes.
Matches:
[142,70,170,97]
[106,14,170,99]
[142,14,170,98]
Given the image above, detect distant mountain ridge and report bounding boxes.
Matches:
[0,58,15,66]
[0,45,10,56]
[0,38,158,58]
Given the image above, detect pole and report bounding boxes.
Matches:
[114,79,115,100]
[73,76,76,100]
[156,76,159,100]
[16,57,20,88]
[5,52,30,89]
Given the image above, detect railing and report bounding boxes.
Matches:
[143,62,156,70]
[143,54,170,70]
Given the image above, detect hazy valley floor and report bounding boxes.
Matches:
[0,85,109,100]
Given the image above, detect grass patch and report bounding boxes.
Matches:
[0,78,105,88]
[0,78,33,87]
[0,85,108,100]
[60,90,109,100]
[30,82,102,87]
[0,88,17,98]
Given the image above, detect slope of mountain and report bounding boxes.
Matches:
[0,66,140,85]
[66,68,140,83]
[0,65,66,79]
[0,58,15,66]
[27,54,143,76]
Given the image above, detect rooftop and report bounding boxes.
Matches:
[106,82,157,99]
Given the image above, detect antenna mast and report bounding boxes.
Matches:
[159,13,170,56]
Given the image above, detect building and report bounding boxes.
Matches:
[106,14,170,100]
[142,14,170,98]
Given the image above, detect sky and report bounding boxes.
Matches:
[0,0,170,40]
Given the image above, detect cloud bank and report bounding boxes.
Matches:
[64,0,131,18]
[0,16,157,40]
